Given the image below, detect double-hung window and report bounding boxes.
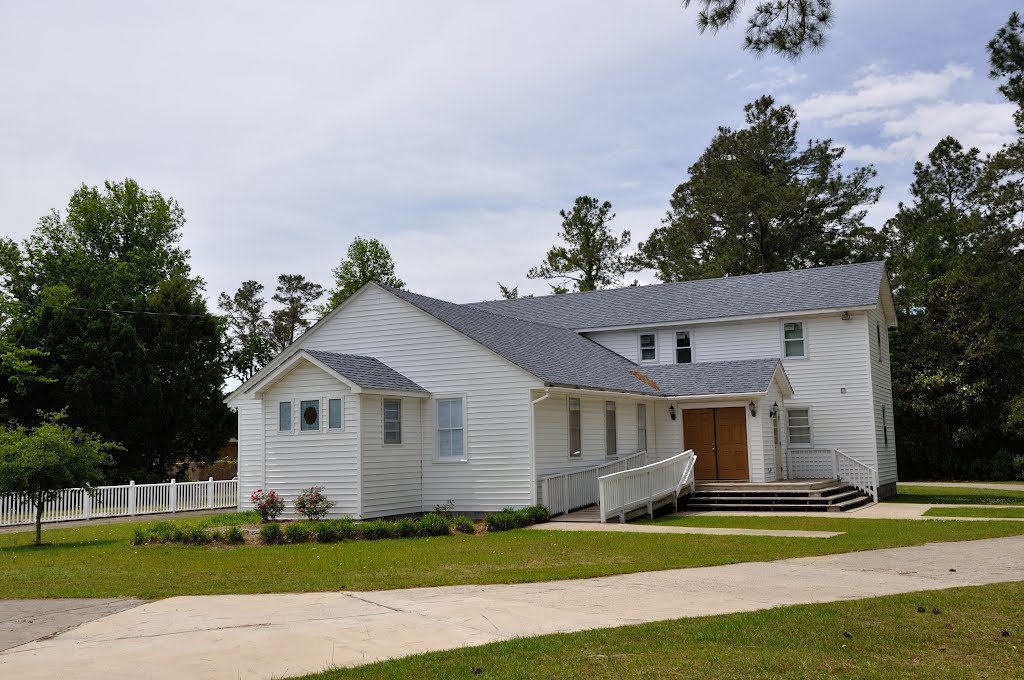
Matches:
[568,397,582,458]
[300,399,320,431]
[605,401,617,456]
[278,401,292,432]
[437,397,465,459]
[383,399,402,444]
[783,321,806,358]
[639,333,657,362]
[675,331,692,363]
[787,408,811,446]
[637,403,648,452]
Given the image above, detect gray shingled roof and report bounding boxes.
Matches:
[385,287,661,395]
[465,261,887,329]
[638,359,786,397]
[303,350,428,393]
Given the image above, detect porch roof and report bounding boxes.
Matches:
[635,358,792,398]
[302,350,429,393]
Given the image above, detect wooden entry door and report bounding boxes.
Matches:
[683,407,750,480]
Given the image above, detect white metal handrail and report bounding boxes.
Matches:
[539,451,647,516]
[0,477,239,527]
[787,447,878,502]
[598,450,696,523]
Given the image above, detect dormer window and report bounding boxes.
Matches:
[639,333,657,362]
[782,321,806,358]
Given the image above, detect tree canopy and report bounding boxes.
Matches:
[270,274,323,350]
[322,237,404,313]
[639,96,883,281]
[218,280,275,383]
[527,196,635,292]
[683,0,834,58]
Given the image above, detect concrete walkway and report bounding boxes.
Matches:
[2,535,1022,680]
[902,481,1024,492]
[0,599,144,652]
[687,502,1024,521]
[531,522,843,538]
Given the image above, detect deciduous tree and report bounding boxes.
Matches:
[322,237,403,313]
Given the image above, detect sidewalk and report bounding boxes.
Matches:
[2,535,1022,680]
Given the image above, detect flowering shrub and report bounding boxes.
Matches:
[250,489,284,523]
[295,486,335,521]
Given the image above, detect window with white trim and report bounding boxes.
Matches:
[605,401,617,456]
[300,400,320,431]
[639,333,657,362]
[568,397,581,458]
[675,331,692,364]
[328,398,343,430]
[787,408,811,446]
[637,403,647,452]
[437,397,465,458]
[278,401,292,432]
[783,321,806,358]
[383,399,402,444]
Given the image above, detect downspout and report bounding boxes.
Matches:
[527,388,551,506]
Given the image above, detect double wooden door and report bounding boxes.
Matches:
[683,407,749,480]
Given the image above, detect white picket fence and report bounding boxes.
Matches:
[0,478,239,527]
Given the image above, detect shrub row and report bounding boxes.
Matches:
[130,522,244,546]
[484,505,549,531]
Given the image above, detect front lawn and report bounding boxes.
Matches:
[924,506,1024,519]
[885,484,1024,505]
[4,512,1024,599]
[293,581,1024,679]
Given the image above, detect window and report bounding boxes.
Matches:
[637,404,647,452]
[383,399,402,444]
[300,399,320,431]
[882,405,889,447]
[437,397,465,458]
[675,331,692,364]
[605,401,617,456]
[278,401,292,432]
[568,397,581,458]
[787,408,811,446]
[783,321,806,358]
[328,398,343,429]
[639,333,657,362]
[877,324,883,361]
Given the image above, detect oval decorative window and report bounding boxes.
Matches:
[304,407,318,425]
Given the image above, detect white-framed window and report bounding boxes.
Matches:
[568,397,582,458]
[605,401,617,456]
[328,398,343,430]
[278,401,292,432]
[299,399,321,431]
[782,321,806,358]
[437,397,465,459]
[675,331,692,364]
[383,399,402,444]
[787,407,812,446]
[638,333,657,362]
[882,405,889,447]
[637,403,647,452]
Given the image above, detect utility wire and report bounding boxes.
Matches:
[1,298,323,322]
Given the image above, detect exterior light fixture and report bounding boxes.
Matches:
[769,402,779,418]
[748,401,757,417]
[668,404,676,421]
[841,311,851,320]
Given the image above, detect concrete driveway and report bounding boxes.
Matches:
[1,535,1022,679]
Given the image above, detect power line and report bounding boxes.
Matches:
[2,298,322,322]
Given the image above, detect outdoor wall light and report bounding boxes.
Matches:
[769,402,779,418]
[841,311,851,320]
[748,401,757,417]
[668,404,676,421]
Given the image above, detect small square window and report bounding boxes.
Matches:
[300,400,320,431]
[639,333,656,362]
[328,398,343,429]
[383,399,402,444]
[278,402,291,432]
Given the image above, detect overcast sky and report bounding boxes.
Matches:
[1,1,1017,306]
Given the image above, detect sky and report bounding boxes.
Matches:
[0,1,1018,306]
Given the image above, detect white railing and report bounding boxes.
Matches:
[787,448,878,502]
[598,450,696,523]
[540,451,648,516]
[0,477,239,527]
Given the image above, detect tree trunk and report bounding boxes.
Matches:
[34,500,42,546]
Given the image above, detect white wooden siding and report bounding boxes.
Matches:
[760,382,786,482]
[235,395,264,510]
[868,306,898,485]
[360,394,423,518]
[653,401,682,462]
[299,285,542,513]
[261,361,361,518]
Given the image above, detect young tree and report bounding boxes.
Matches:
[218,280,275,382]
[0,415,117,545]
[683,0,834,58]
[270,274,323,350]
[322,237,404,313]
[640,96,883,281]
[496,283,533,300]
[527,197,634,292]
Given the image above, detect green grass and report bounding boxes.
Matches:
[886,484,1024,505]
[292,581,1024,679]
[4,512,1024,599]
[924,506,1024,519]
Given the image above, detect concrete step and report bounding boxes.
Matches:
[691,485,855,499]
[686,493,872,513]
[695,479,837,491]
[688,489,865,506]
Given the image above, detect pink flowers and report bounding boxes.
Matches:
[295,486,335,521]
[251,489,284,522]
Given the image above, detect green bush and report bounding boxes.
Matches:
[284,522,311,543]
[187,526,210,544]
[258,522,281,543]
[393,517,418,538]
[417,513,451,537]
[130,528,147,546]
[521,505,550,524]
[172,526,190,543]
[207,528,224,543]
[485,510,523,532]
[225,526,245,544]
[453,516,476,534]
[358,519,397,540]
